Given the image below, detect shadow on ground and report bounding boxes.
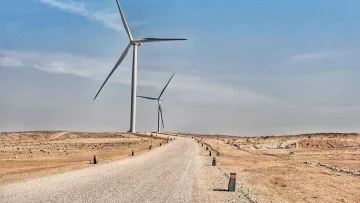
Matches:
[213,188,229,192]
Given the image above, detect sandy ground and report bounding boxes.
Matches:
[3,131,358,202]
[195,139,250,203]
[0,131,164,185]
[178,133,360,203]
[0,137,249,203]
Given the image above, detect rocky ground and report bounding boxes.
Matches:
[178,133,360,203]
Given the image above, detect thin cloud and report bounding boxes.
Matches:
[38,0,125,32]
[2,50,130,81]
[2,50,276,105]
[0,53,23,68]
[292,50,341,62]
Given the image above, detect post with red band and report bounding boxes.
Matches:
[228,173,236,192]
[212,157,216,166]
[93,155,97,164]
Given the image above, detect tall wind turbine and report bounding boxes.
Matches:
[93,0,186,133]
[137,73,175,133]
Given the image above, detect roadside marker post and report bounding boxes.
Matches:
[228,173,236,192]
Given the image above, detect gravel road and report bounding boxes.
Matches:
[0,137,248,203]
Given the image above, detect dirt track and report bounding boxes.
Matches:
[0,137,248,203]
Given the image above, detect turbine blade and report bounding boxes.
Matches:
[137,96,157,100]
[137,38,187,43]
[159,104,164,128]
[158,73,175,99]
[115,0,133,40]
[94,43,132,100]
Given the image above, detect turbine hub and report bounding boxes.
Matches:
[132,41,142,46]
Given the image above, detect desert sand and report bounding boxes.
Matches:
[1,137,250,203]
[1,131,359,202]
[177,133,360,203]
[0,131,164,185]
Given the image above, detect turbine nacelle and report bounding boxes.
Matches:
[137,73,175,132]
[131,41,142,46]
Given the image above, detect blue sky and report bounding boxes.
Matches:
[1,0,360,136]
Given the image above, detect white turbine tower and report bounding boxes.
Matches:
[93,0,186,133]
[137,73,175,133]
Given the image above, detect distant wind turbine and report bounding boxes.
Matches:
[137,73,175,133]
[93,0,186,133]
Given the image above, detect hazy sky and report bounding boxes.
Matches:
[1,0,360,136]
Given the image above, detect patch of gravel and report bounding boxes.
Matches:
[195,143,252,203]
[214,164,258,203]
[318,162,360,176]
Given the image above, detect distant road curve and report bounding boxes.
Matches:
[1,137,200,203]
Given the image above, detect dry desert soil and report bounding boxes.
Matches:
[176,133,360,203]
[0,131,164,185]
[1,131,359,203]
[1,132,248,203]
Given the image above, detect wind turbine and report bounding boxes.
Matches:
[93,0,186,133]
[137,73,175,133]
